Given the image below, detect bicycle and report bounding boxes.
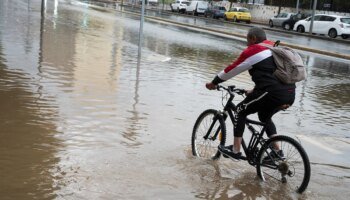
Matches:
[191,85,311,193]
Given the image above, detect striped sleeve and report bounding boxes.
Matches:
[214,44,273,82]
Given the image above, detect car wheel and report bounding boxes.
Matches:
[224,15,228,21]
[283,23,291,30]
[246,20,251,24]
[297,25,305,33]
[233,16,237,22]
[269,20,273,27]
[328,29,337,38]
[341,35,349,39]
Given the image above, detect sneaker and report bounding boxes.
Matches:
[218,145,241,160]
[263,150,284,163]
[221,145,233,158]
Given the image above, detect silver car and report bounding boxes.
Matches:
[269,13,295,28]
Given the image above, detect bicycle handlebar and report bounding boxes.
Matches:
[217,85,246,96]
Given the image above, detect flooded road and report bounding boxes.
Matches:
[121,5,350,55]
[0,0,350,199]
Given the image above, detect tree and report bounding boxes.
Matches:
[277,0,286,14]
[228,0,237,9]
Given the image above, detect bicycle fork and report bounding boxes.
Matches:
[203,111,225,141]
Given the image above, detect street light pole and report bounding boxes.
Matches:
[41,0,46,17]
[138,0,146,61]
[296,0,300,14]
[309,0,317,34]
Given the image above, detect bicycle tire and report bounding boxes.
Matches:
[256,135,311,193]
[191,109,226,160]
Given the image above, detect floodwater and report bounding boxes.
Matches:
[0,0,349,199]
[122,4,350,55]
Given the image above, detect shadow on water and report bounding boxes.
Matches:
[0,42,61,199]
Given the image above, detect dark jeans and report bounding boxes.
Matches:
[234,89,295,137]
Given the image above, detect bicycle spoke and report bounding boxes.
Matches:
[192,111,224,159]
[257,136,310,193]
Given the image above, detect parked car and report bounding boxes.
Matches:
[185,1,208,16]
[170,0,190,13]
[224,7,251,23]
[293,14,350,39]
[269,12,309,30]
[282,13,310,30]
[148,0,158,6]
[269,13,294,29]
[204,6,227,19]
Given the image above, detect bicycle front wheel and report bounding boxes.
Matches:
[256,135,311,193]
[191,109,226,160]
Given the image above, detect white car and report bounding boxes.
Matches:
[293,14,350,39]
[170,0,190,13]
[185,1,208,16]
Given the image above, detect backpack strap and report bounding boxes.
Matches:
[274,40,280,47]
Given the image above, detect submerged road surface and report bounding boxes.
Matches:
[1,0,350,199]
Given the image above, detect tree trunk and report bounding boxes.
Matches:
[278,0,284,14]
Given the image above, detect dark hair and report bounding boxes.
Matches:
[247,27,267,44]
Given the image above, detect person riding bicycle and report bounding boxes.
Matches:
[206,27,295,160]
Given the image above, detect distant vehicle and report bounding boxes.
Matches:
[148,0,158,6]
[293,14,350,39]
[224,7,251,23]
[269,13,294,28]
[204,6,227,19]
[185,1,208,16]
[170,0,190,13]
[269,12,310,30]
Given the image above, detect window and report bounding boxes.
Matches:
[313,15,322,21]
[277,13,286,18]
[238,8,249,12]
[320,16,336,21]
[340,18,350,24]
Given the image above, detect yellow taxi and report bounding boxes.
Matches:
[224,7,251,23]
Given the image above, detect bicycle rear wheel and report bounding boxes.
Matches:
[191,109,226,160]
[256,135,311,193]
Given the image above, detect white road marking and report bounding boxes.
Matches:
[296,135,342,155]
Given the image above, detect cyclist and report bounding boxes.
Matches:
[206,27,295,159]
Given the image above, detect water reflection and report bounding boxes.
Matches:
[185,159,310,200]
[1,0,350,199]
[297,56,350,135]
[0,44,60,199]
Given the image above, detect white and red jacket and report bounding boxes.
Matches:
[212,40,295,92]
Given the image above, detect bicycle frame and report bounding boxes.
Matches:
[196,85,311,194]
[221,90,268,166]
